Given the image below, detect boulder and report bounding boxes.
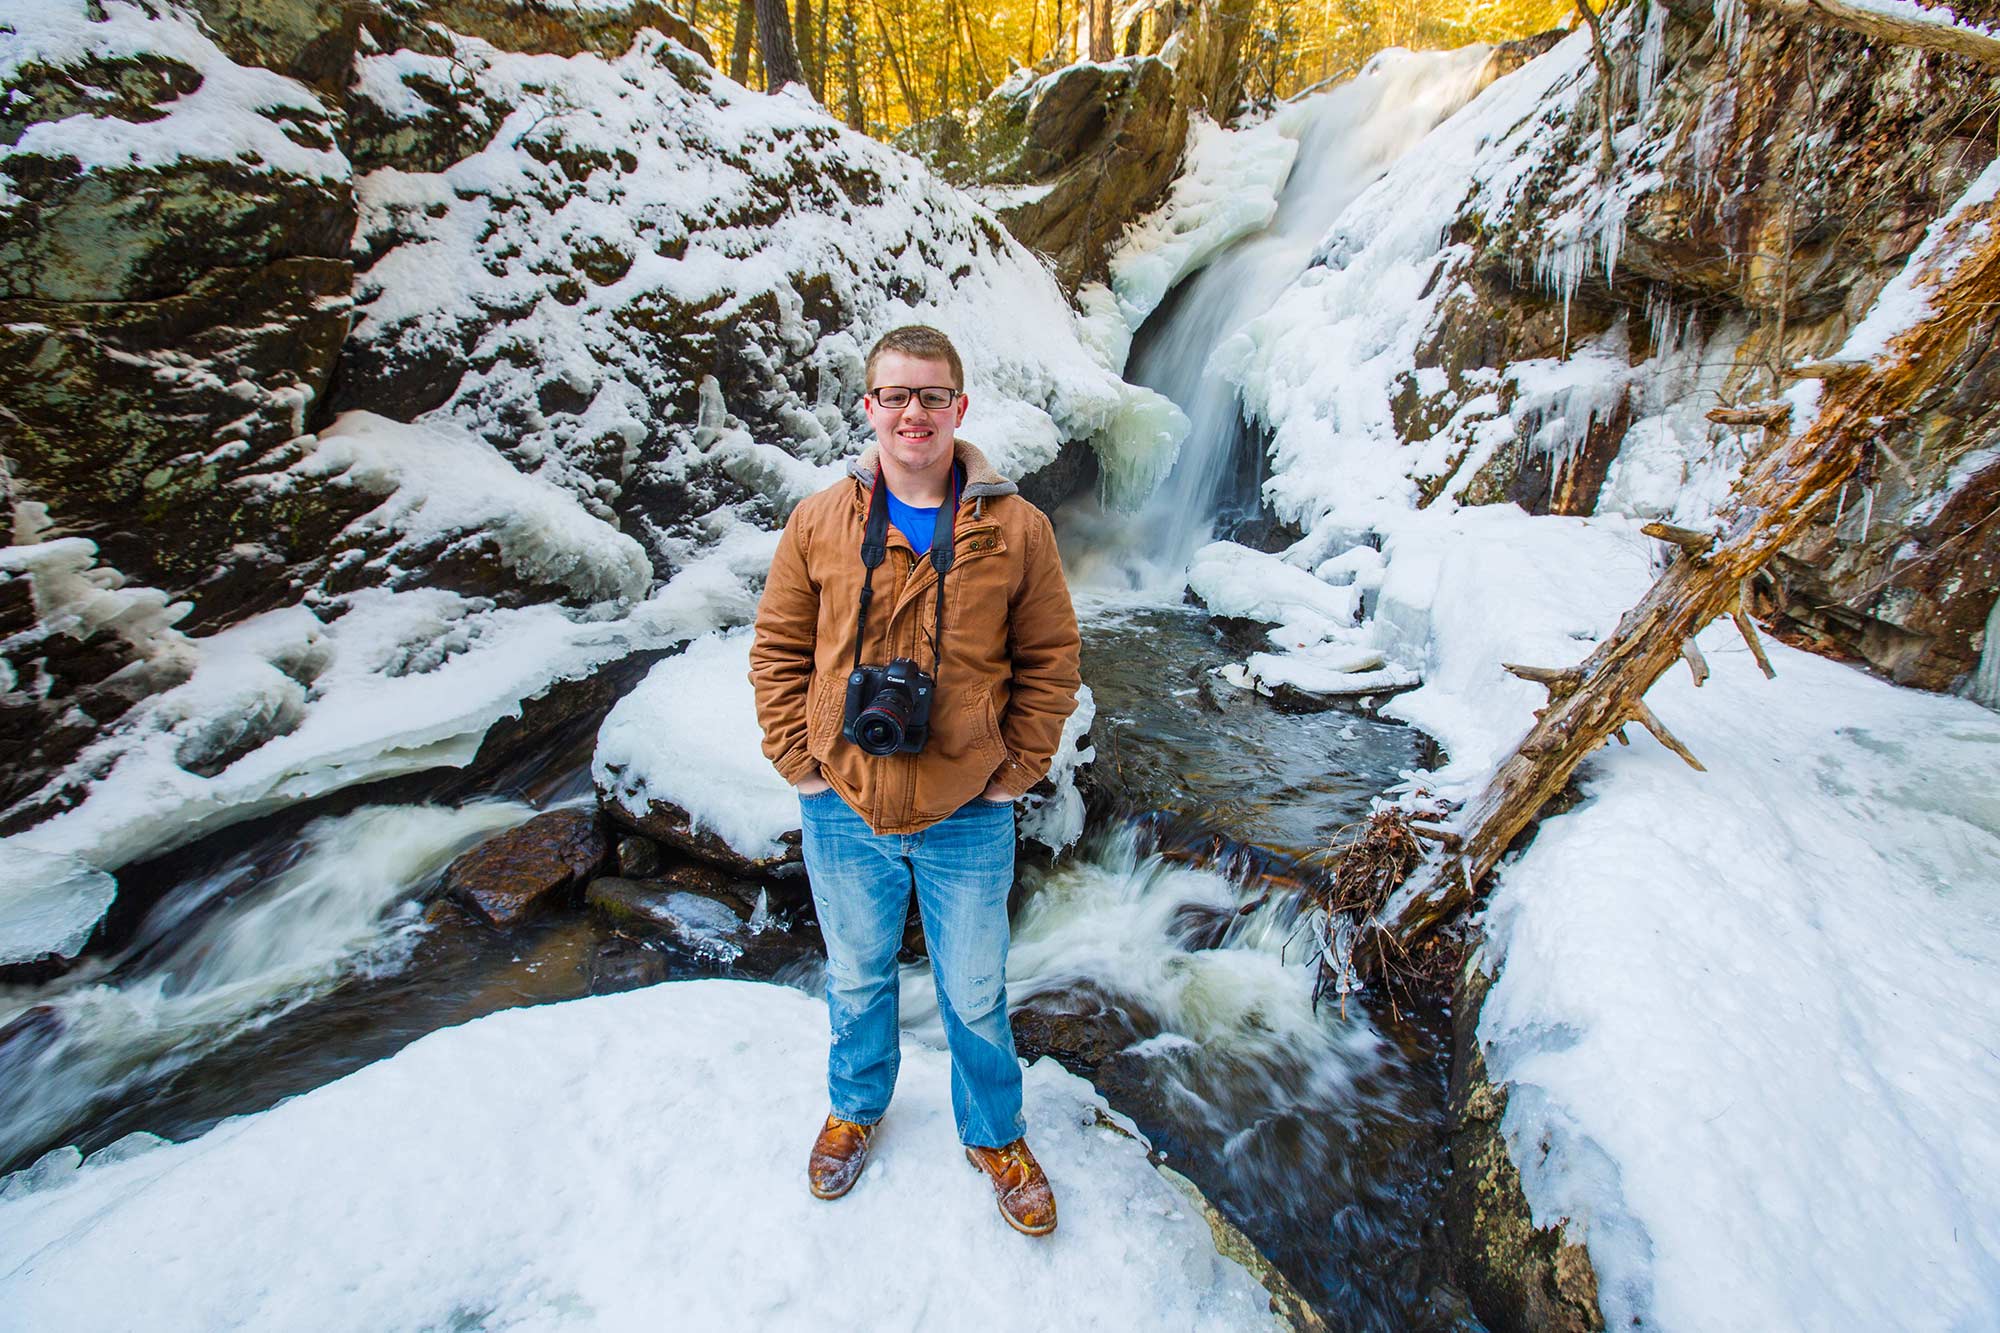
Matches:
[442,808,609,927]
[615,834,663,879]
[601,795,802,879]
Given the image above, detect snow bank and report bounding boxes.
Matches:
[1478,627,2000,1331]
[595,627,797,863]
[0,981,1276,1331]
[297,412,654,607]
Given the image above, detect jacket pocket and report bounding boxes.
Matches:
[806,673,842,756]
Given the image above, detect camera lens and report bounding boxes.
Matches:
[854,685,913,756]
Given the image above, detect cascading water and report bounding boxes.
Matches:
[0,800,532,1168]
[1070,45,1500,593]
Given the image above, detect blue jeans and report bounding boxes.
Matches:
[797,788,1026,1149]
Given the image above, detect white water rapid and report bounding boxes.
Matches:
[0,799,533,1167]
[1069,45,1498,593]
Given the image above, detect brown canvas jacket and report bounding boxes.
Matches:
[748,438,1082,835]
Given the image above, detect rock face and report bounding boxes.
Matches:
[1389,4,2000,695]
[934,0,1259,290]
[2,0,1141,843]
[442,807,609,926]
[1445,952,1606,1333]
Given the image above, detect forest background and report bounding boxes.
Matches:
[685,0,1572,138]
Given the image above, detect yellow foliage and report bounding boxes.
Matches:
[684,0,1573,137]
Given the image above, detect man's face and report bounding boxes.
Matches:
[864,351,967,482]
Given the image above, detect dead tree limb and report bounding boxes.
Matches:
[1746,0,2000,68]
[1355,210,2000,976]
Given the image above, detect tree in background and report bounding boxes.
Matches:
[755,0,809,90]
[691,0,1571,136]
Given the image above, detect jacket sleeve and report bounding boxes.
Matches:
[748,503,822,786]
[991,506,1083,796]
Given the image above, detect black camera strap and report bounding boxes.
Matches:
[853,467,959,681]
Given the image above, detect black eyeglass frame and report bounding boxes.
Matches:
[868,385,961,410]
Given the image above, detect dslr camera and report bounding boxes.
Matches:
[842,658,936,756]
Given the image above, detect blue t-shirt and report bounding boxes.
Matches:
[884,466,961,556]
[885,488,940,556]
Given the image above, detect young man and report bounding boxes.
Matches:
[748,325,1082,1236]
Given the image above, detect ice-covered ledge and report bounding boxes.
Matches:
[0,981,1279,1330]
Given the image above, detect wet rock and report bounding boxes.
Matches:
[443,808,609,927]
[600,795,802,879]
[1010,987,1148,1072]
[616,835,662,879]
[587,873,817,975]
[587,931,669,994]
[1444,947,1605,1332]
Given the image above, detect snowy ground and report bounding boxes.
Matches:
[0,981,1278,1331]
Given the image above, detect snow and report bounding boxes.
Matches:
[0,0,347,182]
[1188,541,1362,644]
[595,627,798,863]
[0,981,1277,1331]
[1478,624,2000,1331]
[348,30,1171,532]
[1835,156,2000,365]
[1837,0,2000,38]
[597,630,1099,859]
[297,411,655,607]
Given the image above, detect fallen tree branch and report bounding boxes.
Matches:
[1348,205,2000,977]
[1747,0,2000,69]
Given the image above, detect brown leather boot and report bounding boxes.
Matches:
[964,1138,1058,1236]
[807,1115,876,1200]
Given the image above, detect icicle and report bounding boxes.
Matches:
[1861,482,1875,536]
[1834,481,1849,528]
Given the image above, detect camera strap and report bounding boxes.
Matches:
[852,467,959,680]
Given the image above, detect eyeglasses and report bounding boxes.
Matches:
[870,385,959,410]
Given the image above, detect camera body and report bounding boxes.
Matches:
[842,658,936,756]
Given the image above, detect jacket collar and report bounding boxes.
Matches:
[847,437,1019,506]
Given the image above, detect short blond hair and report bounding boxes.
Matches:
[864,325,964,391]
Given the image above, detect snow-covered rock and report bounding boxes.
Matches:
[0,980,1280,1331]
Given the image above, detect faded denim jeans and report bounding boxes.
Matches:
[797,788,1026,1149]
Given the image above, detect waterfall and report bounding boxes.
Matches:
[1068,46,1499,593]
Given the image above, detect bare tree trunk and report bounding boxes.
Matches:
[874,7,923,124]
[1749,0,2000,65]
[730,0,755,83]
[1573,0,1619,177]
[1089,0,1112,59]
[954,0,993,95]
[756,0,808,92]
[1354,214,2000,979]
[816,0,832,100]
[841,0,865,131]
[794,0,818,94]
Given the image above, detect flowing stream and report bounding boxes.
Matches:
[3,46,1494,1333]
